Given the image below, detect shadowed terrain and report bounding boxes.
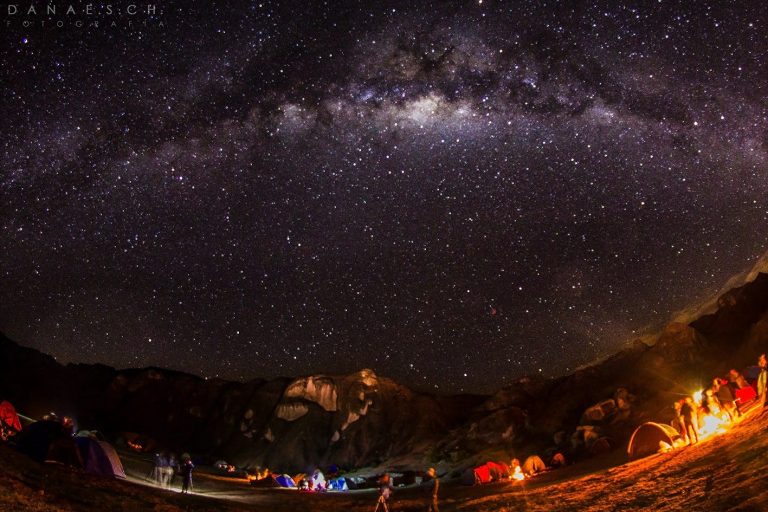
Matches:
[1,404,767,511]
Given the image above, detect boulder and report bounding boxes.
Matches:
[614,388,633,411]
[275,403,309,421]
[284,376,338,412]
[580,399,618,425]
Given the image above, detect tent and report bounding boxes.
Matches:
[550,452,567,467]
[522,455,546,475]
[276,474,296,488]
[744,365,761,381]
[328,477,349,491]
[627,422,681,461]
[74,435,126,478]
[16,420,82,466]
[251,475,281,488]
[461,467,477,485]
[0,401,22,434]
[76,430,105,441]
[341,476,363,489]
[310,469,326,490]
[461,462,507,485]
[486,462,510,480]
[474,464,492,484]
[735,385,757,405]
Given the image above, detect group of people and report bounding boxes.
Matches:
[152,452,177,489]
[376,467,439,512]
[151,452,194,493]
[672,354,768,445]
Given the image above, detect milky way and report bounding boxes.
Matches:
[1,1,767,392]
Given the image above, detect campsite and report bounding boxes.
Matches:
[2,402,768,511]
[4,251,768,511]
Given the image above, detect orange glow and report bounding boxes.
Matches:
[511,465,525,481]
[690,388,729,441]
[697,412,729,440]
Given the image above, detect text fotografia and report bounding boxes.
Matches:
[5,3,164,28]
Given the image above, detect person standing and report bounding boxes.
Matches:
[680,397,699,445]
[713,377,740,419]
[379,473,393,501]
[758,354,768,409]
[166,453,177,489]
[180,455,194,494]
[374,473,393,511]
[425,467,439,512]
[673,400,688,444]
[729,369,749,389]
[151,452,163,485]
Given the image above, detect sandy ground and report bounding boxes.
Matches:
[2,406,768,511]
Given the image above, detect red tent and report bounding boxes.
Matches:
[462,461,513,485]
[735,385,756,405]
[0,401,22,433]
[474,464,492,483]
[486,461,510,480]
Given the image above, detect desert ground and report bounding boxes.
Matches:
[2,404,768,512]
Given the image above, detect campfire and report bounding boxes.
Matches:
[698,413,728,439]
[693,389,729,440]
[247,468,271,482]
[511,465,525,481]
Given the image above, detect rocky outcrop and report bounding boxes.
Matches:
[283,376,338,411]
[275,403,310,421]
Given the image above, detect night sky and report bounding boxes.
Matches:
[1,1,767,393]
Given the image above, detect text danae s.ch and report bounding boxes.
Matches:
[6,4,158,16]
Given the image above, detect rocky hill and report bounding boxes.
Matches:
[3,256,768,472]
[0,335,486,471]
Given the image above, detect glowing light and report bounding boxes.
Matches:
[692,390,703,404]
[511,465,525,481]
[698,413,729,439]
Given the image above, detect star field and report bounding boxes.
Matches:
[1,0,767,392]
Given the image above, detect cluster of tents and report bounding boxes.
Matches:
[250,455,557,492]
[0,400,126,479]
[250,468,437,492]
[461,455,549,485]
[251,468,351,491]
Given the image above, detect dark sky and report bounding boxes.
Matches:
[1,1,767,393]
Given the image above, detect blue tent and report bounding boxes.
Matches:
[744,365,761,380]
[276,474,296,488]
[328,477,349,491]
[74,436,126,478]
